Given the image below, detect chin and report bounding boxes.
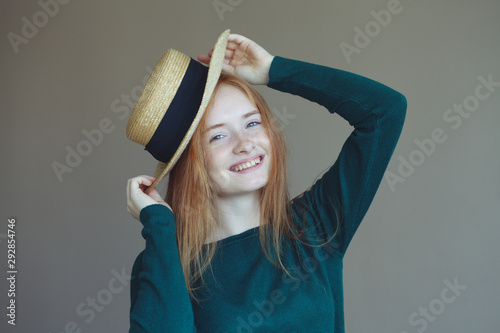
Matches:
[219,179,269,197]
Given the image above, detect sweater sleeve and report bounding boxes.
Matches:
[267,56,407,255]
[129,204,196,332]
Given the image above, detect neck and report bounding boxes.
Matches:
[205,191,261,244]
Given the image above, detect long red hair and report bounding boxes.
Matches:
[165,73,336,302]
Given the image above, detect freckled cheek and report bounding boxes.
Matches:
[204,151,216,175]
[255,129,271,143]
[256,135,272,154]
[206,148,229,174]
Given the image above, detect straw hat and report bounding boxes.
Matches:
[126,29,230,193]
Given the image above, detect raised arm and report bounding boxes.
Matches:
[199,33,406,255]
[267,56,407,255]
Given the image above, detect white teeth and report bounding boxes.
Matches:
[233,157,261,171]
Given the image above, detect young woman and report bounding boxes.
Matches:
[126,31,406,332]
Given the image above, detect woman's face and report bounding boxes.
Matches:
[203,84,271,197]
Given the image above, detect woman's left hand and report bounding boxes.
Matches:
[198,33,274,85]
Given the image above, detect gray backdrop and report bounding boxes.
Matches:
[1,0,499,332]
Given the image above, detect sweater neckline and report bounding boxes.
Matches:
[204,226,260,248]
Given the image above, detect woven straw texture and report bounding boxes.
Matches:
[126,49,190,145]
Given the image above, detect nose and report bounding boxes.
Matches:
[233,132,255,154]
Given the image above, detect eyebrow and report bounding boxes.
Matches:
[204,110,260,133]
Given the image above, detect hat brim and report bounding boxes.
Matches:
[145,29,230,193]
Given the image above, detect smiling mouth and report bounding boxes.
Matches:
[230,156,264,172]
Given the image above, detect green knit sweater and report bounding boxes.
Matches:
[129,56,407,332]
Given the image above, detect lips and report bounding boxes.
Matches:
[229,155,264,172]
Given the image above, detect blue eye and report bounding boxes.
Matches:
[247,121,261,128]
[210,134,223,142]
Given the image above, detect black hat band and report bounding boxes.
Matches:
[145,59,209,163]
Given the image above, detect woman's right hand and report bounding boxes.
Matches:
[126,175,172,221]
